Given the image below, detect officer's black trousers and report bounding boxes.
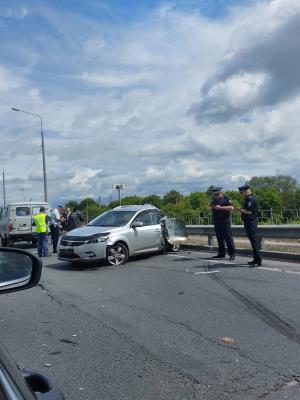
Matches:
[213,219,235,257]
[50,225,60,253]
[243,219,261,262]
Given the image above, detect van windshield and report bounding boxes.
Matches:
[88,211,136,227]
[16,207,30,216]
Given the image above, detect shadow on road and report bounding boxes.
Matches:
[193,262,250,270]
[45,260,108,272]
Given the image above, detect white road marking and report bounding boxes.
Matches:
[167,254,194,259]
[168,254,300,275]
[167,254,235,264]
[194,270,220,275]
[203,260,234,265]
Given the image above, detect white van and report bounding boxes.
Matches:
[0,202,50,247]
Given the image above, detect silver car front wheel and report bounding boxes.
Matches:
[107,243,128,266]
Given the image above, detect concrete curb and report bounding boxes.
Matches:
[182,244,300,263]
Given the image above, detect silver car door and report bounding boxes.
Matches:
[129,211,160,253]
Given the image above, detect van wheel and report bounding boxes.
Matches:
[1,236,7,247]
[107,243,128,266]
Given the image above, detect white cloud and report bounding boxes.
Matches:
[1,0,300,205]
[69,168,102,187]
[0,6,29,19]
[0,66,25,91]
[80,70,155,88]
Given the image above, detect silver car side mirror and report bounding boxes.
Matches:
[131,221,143,228]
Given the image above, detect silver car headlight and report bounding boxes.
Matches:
[86,233,110,244]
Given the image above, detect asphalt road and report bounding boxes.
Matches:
[1,248,300,400]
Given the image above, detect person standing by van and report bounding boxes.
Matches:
[33,207,51,257]
[50,205,64,253]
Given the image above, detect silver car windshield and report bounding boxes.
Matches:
[88,211,136,227]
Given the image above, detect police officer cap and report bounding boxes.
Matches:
[211,186,223,193]
[238,184,250,192]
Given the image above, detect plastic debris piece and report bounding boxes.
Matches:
[221,336,234,344]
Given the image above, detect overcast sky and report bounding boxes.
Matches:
[1,0,299,206]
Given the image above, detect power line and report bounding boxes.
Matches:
[25,146,42,175]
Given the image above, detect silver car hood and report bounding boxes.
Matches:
[64,225,123,238]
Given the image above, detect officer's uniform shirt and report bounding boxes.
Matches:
[241,195,259,221]
[211,196,232,221]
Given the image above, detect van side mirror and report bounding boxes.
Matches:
[0,248,42,294]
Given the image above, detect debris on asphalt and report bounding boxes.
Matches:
[221,336,235,344]
[60,338,79,345]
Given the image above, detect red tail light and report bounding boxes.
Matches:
[8,223,13,232]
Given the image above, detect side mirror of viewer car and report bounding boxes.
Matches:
[0,248,65,400]
[0,248,42,294]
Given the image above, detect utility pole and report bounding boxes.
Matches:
[11,108,48,202]
[2,166,6,205]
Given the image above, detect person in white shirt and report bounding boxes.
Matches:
[50,205,64,253]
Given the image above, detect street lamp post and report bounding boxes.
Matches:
[11,107,48,202]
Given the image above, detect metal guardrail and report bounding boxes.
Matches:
[186,225,300,250]
[169,209,300,225]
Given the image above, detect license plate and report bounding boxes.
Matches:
[60,249,74,255]
[18,226,29,231]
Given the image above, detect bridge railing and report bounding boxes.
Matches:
[168,209,300,225]
[185,225,300,251]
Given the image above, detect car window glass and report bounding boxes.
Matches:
[151,211,164,225]
[135,211,152,226]
[89,211,136,227]
[16,207,30,217]
[32,207,41,215]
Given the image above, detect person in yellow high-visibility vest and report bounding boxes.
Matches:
[33,206,52,257]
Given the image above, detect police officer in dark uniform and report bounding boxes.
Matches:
[236,184,262,267]
[210,187,235,260]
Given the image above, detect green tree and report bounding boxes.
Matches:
[64,200,80,210]
[78,198,100,222]
[143,194,162,208]
[79,197,98,210]
[121,195,144,205]
[189,192,210,210]
[108,200,120,209]
[224,190,242,207]
[249,175,298,192]
[163,190,183,205]
[255,188,284,210]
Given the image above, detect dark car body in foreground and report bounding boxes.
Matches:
[0,247,64,400]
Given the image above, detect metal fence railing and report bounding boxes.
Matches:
[167,209,300,226]
[185,225,300,253]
